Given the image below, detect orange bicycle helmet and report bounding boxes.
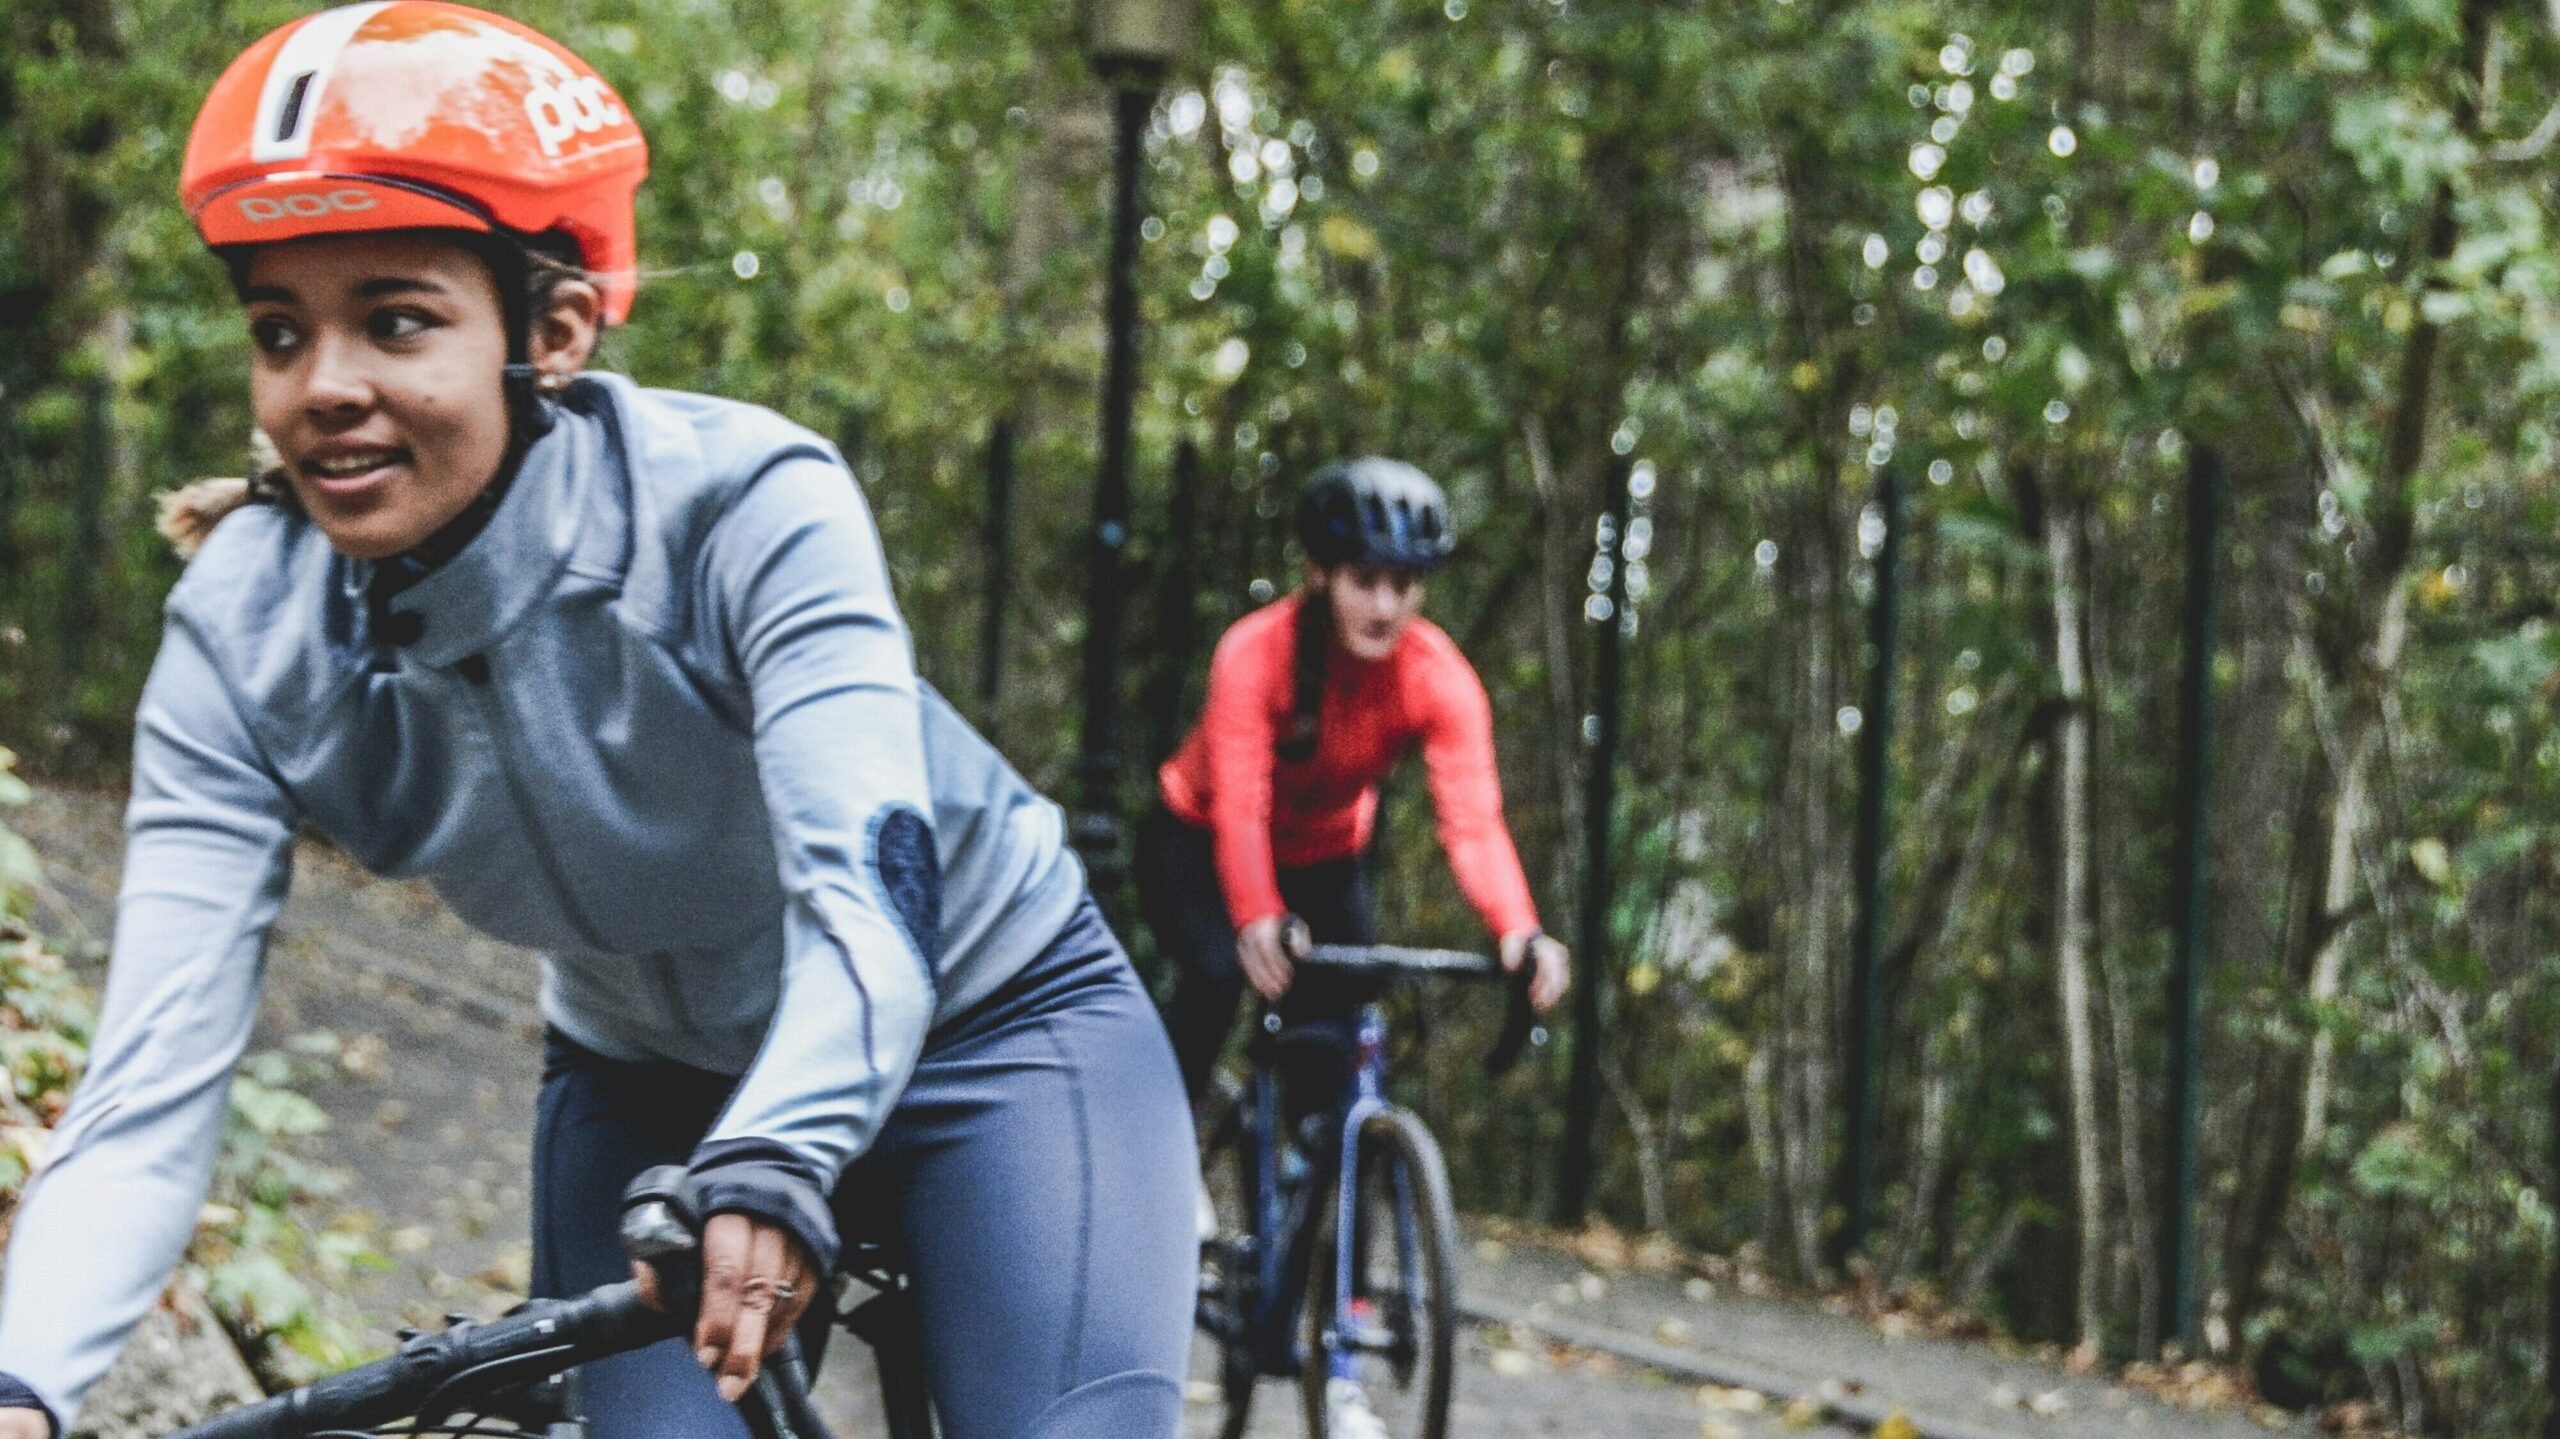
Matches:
[181,0,649,323]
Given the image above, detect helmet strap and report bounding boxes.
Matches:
[377,232,554,588]
[503,360,557,445]
[476,230,559,449]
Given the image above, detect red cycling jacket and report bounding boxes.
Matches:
[1159,594,1540,938]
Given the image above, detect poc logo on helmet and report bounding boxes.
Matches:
[523,76,628,158]
[236,189,379,223]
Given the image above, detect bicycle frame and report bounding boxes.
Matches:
[1232,1000,1416,1379]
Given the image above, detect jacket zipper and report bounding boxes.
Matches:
[463,668,619,958]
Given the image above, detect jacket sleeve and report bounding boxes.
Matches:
[1414,643,1540,939]
[687,453,938,1274]
[0,611,296,1429]
[1201,621,1288,931]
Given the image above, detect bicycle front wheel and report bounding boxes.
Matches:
[1296,1107,1457,1439]
[1196,1071,1260,1439]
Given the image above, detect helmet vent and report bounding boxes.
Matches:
[274,72,317,145]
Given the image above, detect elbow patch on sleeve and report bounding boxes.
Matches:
[867,804,942,979]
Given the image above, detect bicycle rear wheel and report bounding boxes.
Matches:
[1296,1107,1456,1439]
[1196,1072,1260,1439]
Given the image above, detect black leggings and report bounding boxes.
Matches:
[1137,804,1378,1104]
[531,901,1193,1439]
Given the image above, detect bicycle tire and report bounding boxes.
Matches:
[1196,1073,1260,1439]
[1295,1108,1457,1439]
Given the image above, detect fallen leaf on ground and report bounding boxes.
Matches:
[1567,1219,1634,1270]
[340,1032,389,1080]
[1780,1394,1828,1429]
[1702,1423,1743,1439]
[475,1240,531,1292]
[1695,1385,1765,1413]
[1657,1317,1693,1342]
[1874,1411,1920,1439]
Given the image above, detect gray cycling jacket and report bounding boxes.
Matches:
[0,373,1084,1428]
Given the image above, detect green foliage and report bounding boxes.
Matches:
[196,1047,380,1386]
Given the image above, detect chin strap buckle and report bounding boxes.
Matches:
[501,362,559,442]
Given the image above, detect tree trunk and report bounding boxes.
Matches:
[1886,1033,1955,1290]
[2046,501,2107,1353]
[1784,509,1839,1283]
[1603,1056,1671,1235]
[1524,413,1587,908]
[2300,582,2411,1151]
[2229,0,2490,1327]
[1746,1042,1786,1268]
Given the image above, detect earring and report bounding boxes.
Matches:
[535,370,572,397]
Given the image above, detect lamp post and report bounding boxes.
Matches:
[1074,0,1193,912]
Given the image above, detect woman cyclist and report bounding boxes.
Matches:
[0,7,1190,1438]
[1145,459,1570,1094]
[1142,460,1568,1434]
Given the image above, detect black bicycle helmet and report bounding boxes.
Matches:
[1295,457,1456,570]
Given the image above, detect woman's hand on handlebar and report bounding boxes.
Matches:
[0,1407,47,1439]
[1236,914,1296,1000]
[631,1211,818,1402]
[1500,929,1571,1013]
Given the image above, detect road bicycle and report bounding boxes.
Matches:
[1193,937,1541,1439]
[166,1168,927,1439]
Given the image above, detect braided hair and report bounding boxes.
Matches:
[1277,586,1330,763]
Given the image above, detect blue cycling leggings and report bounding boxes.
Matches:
[530,901,1196,1439]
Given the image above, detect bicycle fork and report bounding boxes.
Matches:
[1322,1007,1415,1381]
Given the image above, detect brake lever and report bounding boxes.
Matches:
[1484,961,1547,1077]
[620,1164,705,1320]
[620,1166,827,1437]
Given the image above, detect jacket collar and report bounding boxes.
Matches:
[370,381,607,668]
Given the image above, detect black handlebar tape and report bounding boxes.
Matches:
[168,1284,679,1438]
[1484,963,1540,1078]
[162,1385,336,1439]
[737,1337,832,1439]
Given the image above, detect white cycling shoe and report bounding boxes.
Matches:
[1324,1377,1391,1439]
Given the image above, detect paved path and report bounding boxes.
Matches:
[1456,1239,2305,1438]
[15,782,2293,1437]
